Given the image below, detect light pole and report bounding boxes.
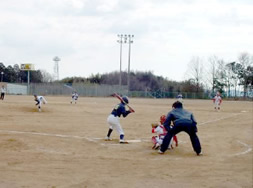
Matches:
[1,72,4,82]
[117,34,127,87]
[126,34,134,93]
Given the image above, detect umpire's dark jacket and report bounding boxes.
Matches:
[161,102,201,154]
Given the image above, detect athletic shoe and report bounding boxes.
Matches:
[158,150,164,154]
[197,152,203,156]
[152,143,160,150]
[104,136,112,141]
[119,140,128,144]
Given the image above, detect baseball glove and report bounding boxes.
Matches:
[151,123,158,128]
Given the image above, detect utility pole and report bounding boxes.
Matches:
[126,34,134,93]
[117,34,127,87]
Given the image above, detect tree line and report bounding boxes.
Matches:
[1,52,252,98]
[186,52,253,97]
[0,63,43,83]
[61,71,204,94]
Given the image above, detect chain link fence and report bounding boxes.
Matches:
[29,83,129,97]
[129,90,211,99]
[4,82,252,100]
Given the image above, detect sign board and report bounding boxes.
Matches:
[20,64,35,71]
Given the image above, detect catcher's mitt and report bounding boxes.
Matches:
[151,123,159,128]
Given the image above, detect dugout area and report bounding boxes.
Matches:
[0,95,252,188]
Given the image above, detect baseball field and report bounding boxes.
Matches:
[0,95,252,188]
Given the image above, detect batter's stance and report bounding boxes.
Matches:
[159,101,202,155]
[105,96,133,143]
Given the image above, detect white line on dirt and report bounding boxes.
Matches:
[231,140,252,156]
[198,113,241,126]
[0,130,98,143]
[0,111,247,149]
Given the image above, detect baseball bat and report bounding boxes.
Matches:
[112,93,135,112]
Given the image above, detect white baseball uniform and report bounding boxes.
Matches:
[213,95,222,110]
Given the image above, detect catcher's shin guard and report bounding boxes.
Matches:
[151,136,157,145]
[173,136,178,147]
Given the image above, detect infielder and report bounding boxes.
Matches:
[71,91,78,104]
[105,96,133,143]
[176,93,183,103]
[159,101,202,155]
[213,92,222,111]
[34,95,47,112]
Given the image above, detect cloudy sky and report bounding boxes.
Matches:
[0,0,252,81]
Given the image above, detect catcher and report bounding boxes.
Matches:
[151,115,178,150]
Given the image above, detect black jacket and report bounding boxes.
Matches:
[164,107,197,130]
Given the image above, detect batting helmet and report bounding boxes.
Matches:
[160,115,166,124]
[122,96,129,104]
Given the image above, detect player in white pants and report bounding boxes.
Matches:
[176,93,183,103]
[213,92,222,111]
[34,95,47,112]
[105,96,132,143]
[71,91,78,104]
[107,114,124,139]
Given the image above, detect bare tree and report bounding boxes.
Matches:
[40,69,54,83]
[225,61,241,97]
[186,56,204,93]
[207,55,219,94]
[237,52,253,97]
[216,58,229,94]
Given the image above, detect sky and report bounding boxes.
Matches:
[0,0,252,81]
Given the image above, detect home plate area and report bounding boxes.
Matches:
[91,137,143,146]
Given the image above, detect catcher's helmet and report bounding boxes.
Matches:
[122,96,129,104]
[160,115,166,124]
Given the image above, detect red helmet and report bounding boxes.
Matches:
[160,115,166,124]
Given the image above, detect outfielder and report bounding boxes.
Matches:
[34,95,47,112]
[213,92,222,111]
[105,96,133,143]
[0,85,6,100]
[71,91,78,104]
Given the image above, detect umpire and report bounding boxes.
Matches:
[159,101,202,155]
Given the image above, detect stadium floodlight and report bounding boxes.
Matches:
[125,34,134,93]
[117,34,126,87]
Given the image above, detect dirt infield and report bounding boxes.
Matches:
[0,95,252,188]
